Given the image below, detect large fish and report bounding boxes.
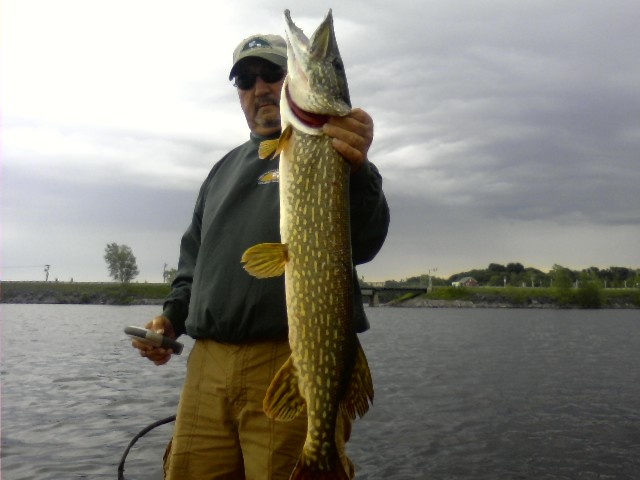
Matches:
[241,9,373,480]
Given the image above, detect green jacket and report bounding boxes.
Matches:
[163,132,389,342]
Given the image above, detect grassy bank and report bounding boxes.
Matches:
[403,285,640,308]
[1,281,170,305]
[3,281,639,308]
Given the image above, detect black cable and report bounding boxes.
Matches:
[117,415,176,480]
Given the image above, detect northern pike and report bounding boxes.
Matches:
[241,9,373,480]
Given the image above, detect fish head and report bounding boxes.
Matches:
[283,9,352,124]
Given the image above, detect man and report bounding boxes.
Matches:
[132,33,389,479]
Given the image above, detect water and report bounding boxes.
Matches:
[1,305,639,479]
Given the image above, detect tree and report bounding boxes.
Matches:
[488,263,506,272]
[551,264,573,305]
[576,271,603,308]
[506,262,524,274]
[164,267,178,284]
[551,264,573,289]
[104,243,139,283]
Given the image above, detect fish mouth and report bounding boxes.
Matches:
[285,86,329,128]
[283,10,308,68]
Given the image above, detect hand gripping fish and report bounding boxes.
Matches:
[241,9,373,480]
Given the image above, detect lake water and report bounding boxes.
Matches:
[1,304,639,479]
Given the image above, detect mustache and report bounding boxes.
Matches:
[255,97,278,110]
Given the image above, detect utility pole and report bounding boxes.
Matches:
[44,265,50,282]
[427,267,437,293]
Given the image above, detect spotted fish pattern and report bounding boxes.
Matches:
[242,9,373,480]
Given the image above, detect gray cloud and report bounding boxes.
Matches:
[3,1,639,281]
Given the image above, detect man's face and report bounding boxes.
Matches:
[234,58,286,136]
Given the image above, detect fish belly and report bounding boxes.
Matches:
[280,131,354,467]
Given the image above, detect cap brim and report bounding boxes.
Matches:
[229,52,287,80]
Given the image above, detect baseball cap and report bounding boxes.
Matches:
[229,34,288,80]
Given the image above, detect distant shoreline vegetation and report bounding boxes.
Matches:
[0,281,169,306]
[362,263,640,309]
[387,285,639,309]
[380,263,640,290]
[2,274,639,310]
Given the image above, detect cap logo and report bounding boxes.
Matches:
[243,38,271,52]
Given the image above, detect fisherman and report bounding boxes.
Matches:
[132,32,389,480]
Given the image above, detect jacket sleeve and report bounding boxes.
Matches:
[349,160,390,265]
[161,181,207,337]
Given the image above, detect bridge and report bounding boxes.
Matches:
[359,284,428,307]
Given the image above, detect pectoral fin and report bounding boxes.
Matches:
[258,125,293,159]
[241,243,288,278]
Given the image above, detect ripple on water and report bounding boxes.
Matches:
[2,305,640,479]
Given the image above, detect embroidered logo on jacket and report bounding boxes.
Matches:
[258,169,280,185]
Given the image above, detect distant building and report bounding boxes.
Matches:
[452,276,479,287]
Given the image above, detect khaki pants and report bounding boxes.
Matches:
[164,338,354,480]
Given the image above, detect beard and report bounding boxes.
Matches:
[257,114,281,130]
[254,98,281,130]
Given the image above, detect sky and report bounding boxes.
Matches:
[2,0,639,283]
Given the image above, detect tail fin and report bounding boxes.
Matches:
[290,452,350,480]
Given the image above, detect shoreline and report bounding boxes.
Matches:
[0,281,168,306]
[4,296,638,310]
[1,281,638,309]
[389,298,638,309]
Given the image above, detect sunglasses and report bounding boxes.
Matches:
[233,69,286,90]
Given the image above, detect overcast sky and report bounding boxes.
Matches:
[2,0,639,283]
